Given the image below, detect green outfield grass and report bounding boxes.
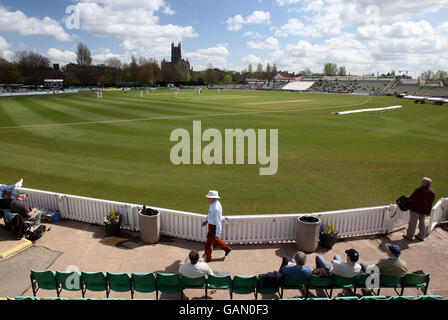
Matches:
[0,89,447,215]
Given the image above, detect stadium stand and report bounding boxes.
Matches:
[281,81,315,91]
[351,80,390,94]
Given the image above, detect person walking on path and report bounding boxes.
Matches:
[403,177,436,241]
[202,190,231,262]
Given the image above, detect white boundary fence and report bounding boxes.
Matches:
[12,186,448,244]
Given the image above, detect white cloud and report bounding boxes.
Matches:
[274,0,448,40]
[0,5,71,41]
[77,0,167,11]
[270,16,448,78]
[243,31,263,38]
[272,18,332,37]
[184,44,230,70]
[226,11,271,31]
[92,48,123,65]
[0,35,8,51]
[242,54,264,66]
[0,35,13,61]
[247,37,279,50]
[163,6,176,15]
[277,0,302,6]
[47,48,77,65]
[71,1,197,59]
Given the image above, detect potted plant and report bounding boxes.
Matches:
[104,209,122,236]
[319,224,339,249]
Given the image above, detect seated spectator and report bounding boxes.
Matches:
[179,250,214,278]
[279,251,312,281]
[0,178,23,199]
[1,190,27,240]
[374,243,407,277]
[315,249,362,278]
[361,243,408,294]
[0,190,12,211]
[261,252,312,291]
[10,191,42,225]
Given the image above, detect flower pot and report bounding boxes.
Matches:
[105,221,121,236]
[320,234,338,249]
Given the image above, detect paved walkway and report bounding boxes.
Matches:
[1,219,447,300]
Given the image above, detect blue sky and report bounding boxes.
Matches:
[1,0,448,78]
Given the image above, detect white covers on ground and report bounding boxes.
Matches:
[333,105,402,115]
[281,81,315,91]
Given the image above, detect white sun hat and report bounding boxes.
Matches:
[206,190,220,199]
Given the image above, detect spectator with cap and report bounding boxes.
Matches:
[179,250,214,278]
[315,249,362,278]
[375,243,408,277]
[361,243,408,295]
[403,177,436,241]
[10,191,42,225]
[201,190,231,262]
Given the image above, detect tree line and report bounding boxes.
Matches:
[0,42,291,88]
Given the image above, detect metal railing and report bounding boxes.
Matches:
[10,186,448,244]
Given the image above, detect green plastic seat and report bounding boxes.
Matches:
[400,273,430,296]
[207,274,232,299]
[377,274,404,296]
[131,273,157,299]
[334,296,359,301]
[30,270,59,297]
[181,275,207,299]
[231,275,257,299]
[353,273,372,294]
[418,295,443,300]
[391,296,415,300]
[360,295,389,300]
[81,272,108,297]
[72,297,97,300]
[307,297,332,301]
[15,296,40,300]
[279,275,307,299]
[307,275,333,298]
[56,271,82,294]
[43,297,69,300]
[156,273,182,300]
[331,275,359,297]
[106,272,132,298]
[257,275,281,298]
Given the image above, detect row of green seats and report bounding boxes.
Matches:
[29,270,431,300]
[280,295,444,301]
[11,295,446,301]
[30,271,264,300]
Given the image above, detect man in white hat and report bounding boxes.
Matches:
[202,190,231,262]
